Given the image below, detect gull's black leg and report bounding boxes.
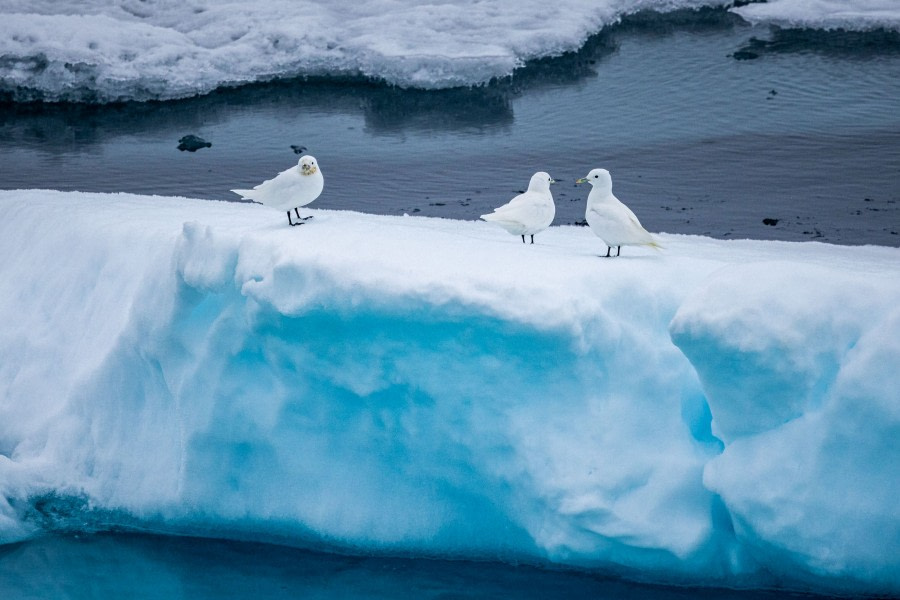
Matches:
[530,235,535,244]
[605,246,611,258]
[288,211,304,226]
[616,246,621,257]
[521,235,526,244]
[295,207,313,221]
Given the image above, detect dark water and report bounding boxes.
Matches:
[1,9,899,246]
[0,533,842,600]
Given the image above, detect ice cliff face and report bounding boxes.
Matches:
[0,190,897,595]
[671,263,900,588]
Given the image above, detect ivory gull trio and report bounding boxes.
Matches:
[232,159,661,260]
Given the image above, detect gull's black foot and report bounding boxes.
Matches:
[287,210,305,226]
[604,247,612,258]
[302,216,313,221]
[521,235,526,244]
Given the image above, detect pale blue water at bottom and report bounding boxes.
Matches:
[0,533,834,600]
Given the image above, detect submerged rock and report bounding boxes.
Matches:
[732,50,759,60]
[177,135,212,152]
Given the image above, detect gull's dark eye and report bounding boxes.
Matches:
[594,175,598,178]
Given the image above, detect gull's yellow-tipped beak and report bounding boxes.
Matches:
[550,178,557,184]
[575,177,588,184]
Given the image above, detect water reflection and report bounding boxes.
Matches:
[0,7,760,151]
[3,7,900,153]
[733,27,900,60]
[1,8,899,246]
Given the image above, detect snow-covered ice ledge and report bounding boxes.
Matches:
[0,190,898,595]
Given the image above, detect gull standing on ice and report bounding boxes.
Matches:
[481,171,556,244]
[576,168,660,257]
[232,155,324,226]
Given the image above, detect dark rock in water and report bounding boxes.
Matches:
[574,219,588,227]
[732,50,759,60]
[730,0,767,8]
[291,145,307,155]
[177,135,211,152]
[763,218,779,226]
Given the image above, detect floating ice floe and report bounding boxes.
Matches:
[732,0,900,32]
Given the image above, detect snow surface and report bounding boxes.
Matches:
[1,190,899,595]
[732,0,900,32]
[3,0,898,103]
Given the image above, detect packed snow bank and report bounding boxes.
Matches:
[732,0,900,32]
[0,0,724,102]
[670,263,900,588]
[4,1,898,102]
[0,190,898,595]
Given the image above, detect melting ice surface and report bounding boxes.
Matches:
[732,0,900,31]
[0,190,898,596]
[2,0,900,102]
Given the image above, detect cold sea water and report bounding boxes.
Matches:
[1,6,899,599]
[1,9,899,246]
[0,532,845,600]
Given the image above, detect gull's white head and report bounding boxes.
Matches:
[576,168,612,191]
[527,171,556,192]
[299,155,319,176]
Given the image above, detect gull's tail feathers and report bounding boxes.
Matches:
[231,189,255,200]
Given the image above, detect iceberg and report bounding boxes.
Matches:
[0,189,898,595]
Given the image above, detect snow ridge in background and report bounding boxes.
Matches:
[2,0,899,103]
[1,190,898,596]
[732,0,900,31]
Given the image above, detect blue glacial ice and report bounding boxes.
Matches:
[0,190,898,595]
